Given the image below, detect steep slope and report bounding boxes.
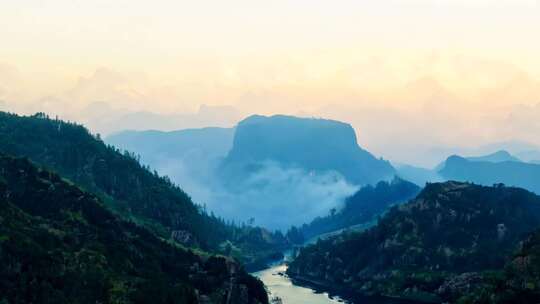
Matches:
[0,112,222,248]
[439,155,540,194]
[0,154,268,304]
[221,115,395,186]
[288,182,540,303]
[0,112,288,264]
[295,177,421,241]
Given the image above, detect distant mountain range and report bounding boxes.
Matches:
[464,150,521,163]
[439,155,540,194]
[221,114,395,186]
[289,181,540,303]
[106,127,234,172]
[397,150,540,194]
[81,102,241,135]
[107,114,396,230]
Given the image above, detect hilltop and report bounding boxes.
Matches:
[289,181,540,303]
[221,115,395,186]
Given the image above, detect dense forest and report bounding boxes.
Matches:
[0,112,287,270]
[292,177,420,241]
[0,154,268,304]
[288,181,540,303]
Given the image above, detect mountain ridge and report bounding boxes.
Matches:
[288,181,540,303]
[222,114,395,186]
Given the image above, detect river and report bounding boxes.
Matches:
[253,262,344,304]
[253,261,422,304]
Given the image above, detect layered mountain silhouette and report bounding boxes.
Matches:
[397,150,540,194]
[464,150,521,163]
[106,127,234,170]
[221,115,395,186]
[0,111,289,271]
[105,114,395,230]
[439,155,540,194]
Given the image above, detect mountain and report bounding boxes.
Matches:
[107,127,234,161]
[0,154,268,304]
[0,111,288,266]
[294,177,421,241]
[465,150,521,163]
[0,111,222,248]
[288,181,540,303]
[79,102,241,135]
[479,141,540,163]
[106,127,234,173]
[395,164,442,187]
[221,115,395,186]
[439,155,540,194]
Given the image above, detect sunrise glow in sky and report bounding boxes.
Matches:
[1,0,540,165]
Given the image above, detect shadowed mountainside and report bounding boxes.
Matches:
[221,115,395,187]
[105,127,234,168]
[0,154,268,304]
[0,111,288,268]
[289,181,540,303]
[292,177,421,242]
[439,155,540,194]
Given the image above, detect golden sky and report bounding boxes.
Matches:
[1,0,540,165]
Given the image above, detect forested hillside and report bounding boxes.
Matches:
[288,181,540,303]
[0,154,268,304]
[0,112,287,266]
[294,177,420,241]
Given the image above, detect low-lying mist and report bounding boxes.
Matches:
[152,156,358,231]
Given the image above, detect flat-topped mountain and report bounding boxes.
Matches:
[222,115,395,185]
[288,181,540,303]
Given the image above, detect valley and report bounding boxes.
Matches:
[2,111,540,303]
[3,3,540,303]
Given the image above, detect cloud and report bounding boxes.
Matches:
[211,162,358,230]
[152,157,358,231]
[2,54,540,168]
[79,102,241,135]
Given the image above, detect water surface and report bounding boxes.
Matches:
[254,263,343,304]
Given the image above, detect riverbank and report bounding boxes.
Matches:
[254,261,429,304]
[253,263,345,304]
[288,273,430,304]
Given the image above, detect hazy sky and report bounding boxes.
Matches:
[1,0,540,166]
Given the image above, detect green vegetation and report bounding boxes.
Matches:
[0,111,287,266]
[288,181,540,303]
[291,177,420,241]
[0,154,268,304]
